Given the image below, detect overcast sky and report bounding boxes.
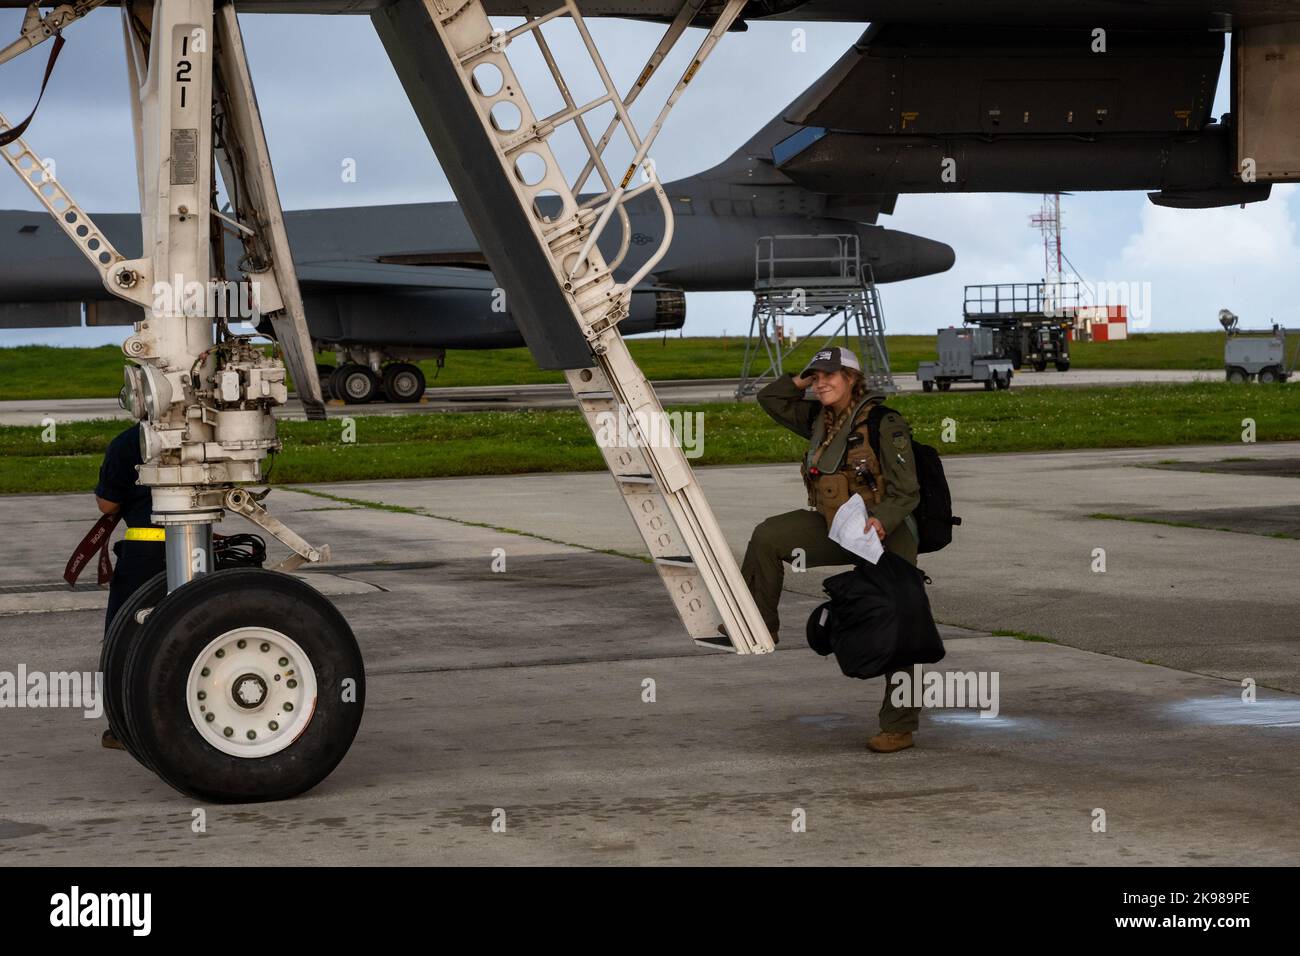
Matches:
[3,7,1297,348]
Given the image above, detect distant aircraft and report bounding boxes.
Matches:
[6,0,1292,401]
[0,119,954,402]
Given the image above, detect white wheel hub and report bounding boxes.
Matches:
[186,627,318,758]
[393,371,418,395]
[344,372,370,399]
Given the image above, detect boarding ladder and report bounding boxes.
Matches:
[392,0,772,653]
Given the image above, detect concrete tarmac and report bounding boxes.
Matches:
[0,441,1296,865]
[0,368,1220,424]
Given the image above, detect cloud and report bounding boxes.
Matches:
[1100,185,1300,330]
[1118,184,1300,271]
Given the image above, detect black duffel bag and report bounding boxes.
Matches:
[806,553,945,679]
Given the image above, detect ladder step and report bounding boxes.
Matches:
[575,390,615,402]
[693,635,737,652]
[616,474,656,485]
[654,555,695,568]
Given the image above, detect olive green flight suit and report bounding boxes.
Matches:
[741,372,923,733]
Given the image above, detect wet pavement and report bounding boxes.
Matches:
[0,441,1296,864]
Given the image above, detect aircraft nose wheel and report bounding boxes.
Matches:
[111,568,366,803]
[186,627,319,758]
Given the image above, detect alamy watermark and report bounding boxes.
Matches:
[149,275,265,320]
[0,666,103,718]
[889,665,1000,718]
[50,886,151,936]
[1043,273,1153,329]
[593,405,704,459]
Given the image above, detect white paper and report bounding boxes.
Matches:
[828,494,884,565]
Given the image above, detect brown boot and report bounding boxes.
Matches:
[101,729,125,752]
[867,731,914,753]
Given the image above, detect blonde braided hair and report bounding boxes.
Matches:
[813,370,870,460]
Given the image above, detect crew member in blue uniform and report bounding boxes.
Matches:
[95,423,165,632]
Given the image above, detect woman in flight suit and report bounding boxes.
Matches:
[740,346,923,753]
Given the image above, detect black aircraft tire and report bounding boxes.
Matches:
[121,569,366,803]
[333,364,379,405]
[100,571,170,761]
[382,363,426,403]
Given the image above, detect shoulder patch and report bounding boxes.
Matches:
[890,430,909,450]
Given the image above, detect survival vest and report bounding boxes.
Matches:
[802,394,885,526]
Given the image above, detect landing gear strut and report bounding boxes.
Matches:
[3,1,360,801]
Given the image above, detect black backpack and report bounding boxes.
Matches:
[866,403,961,554]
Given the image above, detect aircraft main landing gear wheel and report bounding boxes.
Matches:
[332,363,380,405]
[382,362,426,403]
[117,568,366,803]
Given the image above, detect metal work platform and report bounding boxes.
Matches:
[963,281,1081,322]
[736,234,894,397]
[962,282,1076,371]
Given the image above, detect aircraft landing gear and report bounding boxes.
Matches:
[332,363,381,405]
[102,569,365,803]
[382,363,426,403]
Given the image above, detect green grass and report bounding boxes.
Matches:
[6,381,1299,495]
[1089,512,1218,532]
[991,630,1058,644]
[0,331,1230,400]
[1089,511,1297,540]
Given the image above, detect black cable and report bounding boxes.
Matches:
[213,533,266,569]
